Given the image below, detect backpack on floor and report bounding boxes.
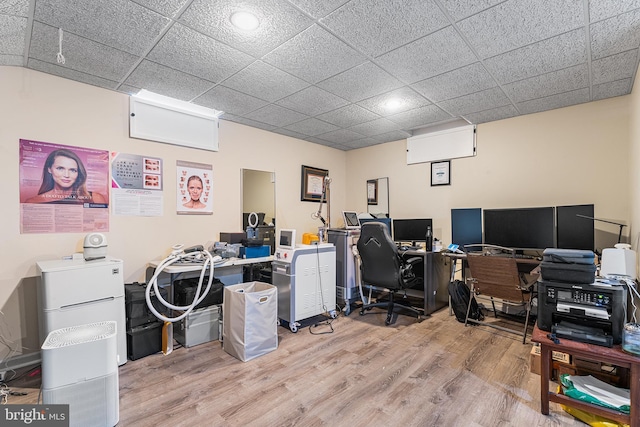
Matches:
[448,280,484,323]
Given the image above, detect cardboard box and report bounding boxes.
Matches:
[531,344,571,364]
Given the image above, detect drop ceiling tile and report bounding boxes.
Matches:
[179,0,313,57]
[344,137,384,149]
[315,104,381,127]
[263,25,366,84]
[438,87,511,116]
[592,50,638,84]
[276,86,349,116]
[34,0,169,55]
[465,108,517,127]
[516,87,590,115]
[221,114,278,132]
[315,128,364,144]
[317,61,404,102]
[244,104,308,128]
[321,0,448,57]
[304,135,334,146]
[590,9,640,59]
[376,26,477,83]
[0,15,26,55]
[29,22,139,82]
[411,62,496,102]
[503,64,589,103]
[221,61,309,103]
[132,0,189,17]
[272,128,309,141]
[375,129,413,143]
[387,104,453,129]
[147,23,255,84]
[437,0,504,21]
[284,117,339,136]
[589,0,640,22]
[287,0,350,18]
[0,0,29,15]
[356,86,431,116]
[116,83,140,95]
[0,55,23,65]
[124,60,214,101]
[194,85,268,116]
[349,117,401,137]
[592,78,632,100]
[457,0,583,58]
[27,58,120,90]
[463,104,519,125]
[484,28,587,85]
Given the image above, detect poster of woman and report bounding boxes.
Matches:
[176,160,212,215]
[19,139,110,233]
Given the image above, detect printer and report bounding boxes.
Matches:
[537,280,627,347]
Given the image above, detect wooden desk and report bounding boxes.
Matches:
[531,325,640,426]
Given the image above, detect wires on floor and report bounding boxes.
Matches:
[309,304,342,335]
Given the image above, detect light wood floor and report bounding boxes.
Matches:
[8,307,585,427]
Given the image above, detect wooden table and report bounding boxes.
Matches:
[532,324,640,426]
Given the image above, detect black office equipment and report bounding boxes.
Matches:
[540,248,597,284]
[125,282,169,328]
[357,222,424,325]
[173,277,224,310]
[392,218,433,247]
[556,204,595,251]
[537,280,627,346]
[359,217,392,234]
[483,207,554,250]
[451,208,482,250]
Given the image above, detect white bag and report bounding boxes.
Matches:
[223,282,278,362]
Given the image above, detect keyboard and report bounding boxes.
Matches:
[399,245,420,251]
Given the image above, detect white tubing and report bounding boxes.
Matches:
[145,249,216,323]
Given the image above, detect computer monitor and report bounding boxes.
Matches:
[277,229,296,250]
[359,217,392,234]
[342,211,360,229]
[451,208,482,250]
[392,218,433,245]
[556,204,595,251]
[483,207,555,250]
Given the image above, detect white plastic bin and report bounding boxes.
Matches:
[223,282,278,362]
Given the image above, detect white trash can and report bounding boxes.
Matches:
[223,281,278,362]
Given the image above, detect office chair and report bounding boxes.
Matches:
[356,222,424,325]
[464,253,533,343]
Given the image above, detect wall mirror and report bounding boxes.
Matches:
[242,169,275,228]
[367,177,389,218]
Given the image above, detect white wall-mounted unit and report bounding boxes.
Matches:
[130,90,221,152]
[407,124,476,164]
[42,321,119,427]
[37,257,127,366]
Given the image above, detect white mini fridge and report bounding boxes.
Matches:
[37,257,127,366]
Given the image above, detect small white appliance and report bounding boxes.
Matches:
[601,243,637,279]
[41,321,119,427]
[37,256,127,365]
[83,232,108,260]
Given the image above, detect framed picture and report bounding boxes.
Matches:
[367,179,378,205]
[301,165,328,202]
[431,160,451,186]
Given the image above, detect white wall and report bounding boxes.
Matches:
[347,96,631,250]
[0,67,347,357]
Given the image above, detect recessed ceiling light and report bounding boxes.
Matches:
[230,11,260,31]
[385,99,402,110]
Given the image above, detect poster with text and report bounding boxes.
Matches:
[110,152,163,216]
[177,160,212,215]
[19,139,109,233]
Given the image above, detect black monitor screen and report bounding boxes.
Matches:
[360,218,392,234]
[557,204,594,251]
[451,208,482,249]
[484,207,554,250]
[393,218,432,243]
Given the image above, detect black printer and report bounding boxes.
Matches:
[537,280,627,347]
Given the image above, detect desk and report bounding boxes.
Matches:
[146,256,274,288]
[400,250,450,315]
[531,325,640,426]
